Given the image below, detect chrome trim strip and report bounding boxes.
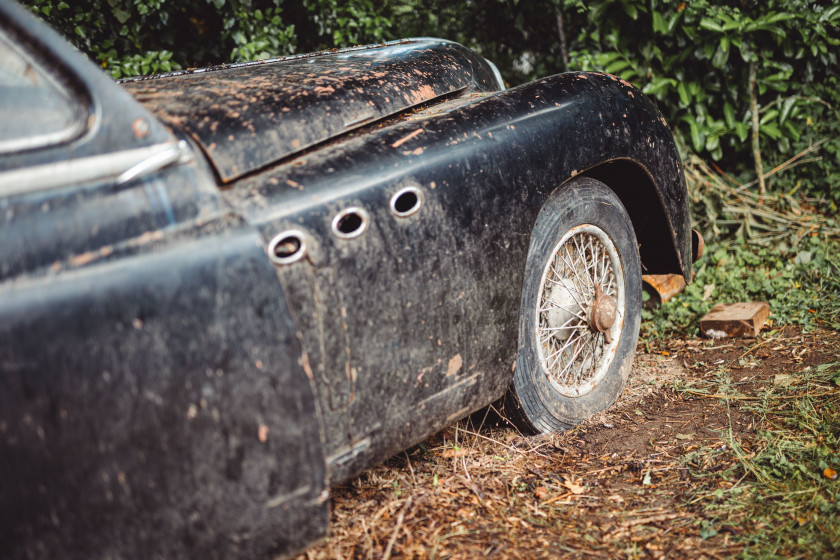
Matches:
[485,57,506,91]
[117,140,191,184]
[0,141,191,198]
[0,28,88,154]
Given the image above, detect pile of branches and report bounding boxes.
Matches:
[685,150,840,247]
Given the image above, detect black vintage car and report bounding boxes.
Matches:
[0,1,698,558]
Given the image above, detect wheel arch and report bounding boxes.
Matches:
[579,158,683,277]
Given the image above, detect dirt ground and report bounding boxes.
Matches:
[295,327,840,560]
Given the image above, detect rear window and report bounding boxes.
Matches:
[0,27,85,153]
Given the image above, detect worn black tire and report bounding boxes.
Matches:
[505,177,642,434]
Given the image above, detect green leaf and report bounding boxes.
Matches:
[642,77,675,97]
[760,109,779,126]
[113,8,130,24]
[705,134,720,152]
[699,18,725,33]
[588,1,611,23]
[688,119,704,152]
[678,82,691,106]
[784,120,801,141]
[666,12,682,33]
[820,6,840,23]
[605,59,630,74]
[723,102,736,128]
[779,97,797,124]
[652,11,667,34]
[712,38,730,69]
[761,122,782,140]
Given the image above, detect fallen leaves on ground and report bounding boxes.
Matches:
[295,327,840,560]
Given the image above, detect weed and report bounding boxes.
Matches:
[642,153,840,341]
[642,237,840,340]
[676,361,840,558]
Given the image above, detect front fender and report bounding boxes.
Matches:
[439,70,691,280]
[218,69,690,484]
[498,71,691,279]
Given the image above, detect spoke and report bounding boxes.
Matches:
[584,334,601,377]
[545,343,567,372]
[546,329,581,369]
[579,330,601,378]
[571,236,586,289]
[605,272,615,294]
[545,267,587,311]
[542,336,567,363]
[546,276,589,297]
[559,246,590,300]
[596,241,605,286]
[577,235,595,291]
[553,252,567,278]
[599,247,609,286]
[587,235,599,291]
[552,333,584,374]
[538,299,588,322]
[540,323,585,333]
[555,333,589,379]
[538,323,586,344]
[538,314,584,335]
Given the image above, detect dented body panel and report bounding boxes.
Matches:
[0,0,689,558]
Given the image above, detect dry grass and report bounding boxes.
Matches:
[294,328,840,560]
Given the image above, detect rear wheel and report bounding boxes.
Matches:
[505,177,642,433]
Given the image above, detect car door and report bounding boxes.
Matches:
[0,4,330,558]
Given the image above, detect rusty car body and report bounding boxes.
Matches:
[0,0,695,557]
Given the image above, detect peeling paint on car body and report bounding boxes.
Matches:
[121,39,501,183]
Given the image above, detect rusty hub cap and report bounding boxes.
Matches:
[589,283,617,338]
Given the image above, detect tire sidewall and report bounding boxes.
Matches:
[512,177,642,433]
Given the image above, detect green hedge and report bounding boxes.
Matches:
[22,0,840,205]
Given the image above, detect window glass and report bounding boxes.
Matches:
[0,28,84,152]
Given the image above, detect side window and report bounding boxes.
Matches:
[0,27,85,153]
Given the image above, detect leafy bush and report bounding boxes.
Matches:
[22,0,393,78]
[22,0,840,204]
[563,0,840,204]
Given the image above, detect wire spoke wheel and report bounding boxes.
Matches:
[506,178,642,434]
[536,224,624,397]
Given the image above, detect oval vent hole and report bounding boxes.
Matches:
[392,188,422,216]
[274,237,300,259]
[333,208,368,238]
[269,231,306,264]
[336,213,362,234]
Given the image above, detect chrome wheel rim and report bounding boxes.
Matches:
[535,224,625,397]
